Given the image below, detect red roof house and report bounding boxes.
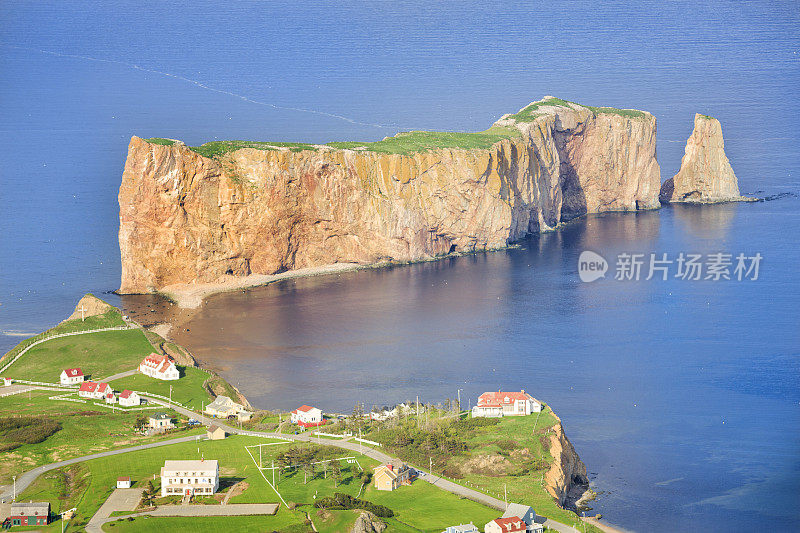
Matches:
[290,405,324,427]
[484,516,527,533]
[78,381,111,400]
[138,353,180,381]
[60,367,84,385]
[472,390,542,418]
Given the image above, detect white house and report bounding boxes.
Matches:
[78,381,111,400]
[502,504,543,532]
[290,405,323,427]
[2,377,12,386]
[104,391,117,404]
[118,389,141,407]
[149,413,175,431]
[116,476,132,489]
[444,524,479,533]
[485,517,527,533]
[60,368,84,385]
[204,395,251,420]
[472,390,542,418]
[138,353,180,381]
[160,459,219,497]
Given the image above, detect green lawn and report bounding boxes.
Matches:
[3,327,155,382]
[0,390,195,485]
[102,514,311,533]
[325,125,519,155]
[108,367,213,411]
[507,96,646,122]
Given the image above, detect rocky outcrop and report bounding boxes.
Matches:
[64,293,115,322]
[119,98,661,295]
[544,416,589,507]
[660,113,751,203]
[350,511,387,533]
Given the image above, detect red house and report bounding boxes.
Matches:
[7,502,50,527]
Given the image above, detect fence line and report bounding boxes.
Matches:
[353,437,381,447]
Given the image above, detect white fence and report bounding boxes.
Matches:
[311,431,352,438]
[353,437,381,447]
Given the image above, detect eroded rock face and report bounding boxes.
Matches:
[660,114,746,203]
[119,99,661,294]
[544,418,589,507]
[64,294,114,322]
[351,511,387,533]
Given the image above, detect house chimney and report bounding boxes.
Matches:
[521,389,525,393]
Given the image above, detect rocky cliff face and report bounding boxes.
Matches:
[119,98,661,294]
[544,416,589,507]
[660,113,748,203]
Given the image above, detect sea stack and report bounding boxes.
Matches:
[660,113,751,204]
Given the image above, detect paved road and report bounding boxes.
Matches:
[0,384,34,398]
[102,369,138,382]
[0,435,200,502]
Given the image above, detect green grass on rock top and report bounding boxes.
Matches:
[507,96,647,122]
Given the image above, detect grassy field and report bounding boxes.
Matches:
[102,514,310,533]
[3,327,155,383]
[19,435,502,532]
[507,96,646,122]
[0,390,196,485]
[107,366,213,411]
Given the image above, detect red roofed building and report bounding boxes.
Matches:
[290,405,324,427]
[484,516,527,533]
[472,390,542,418]
[139,353,179,381]
[118,389,141,407]
[78,381,111,400]
[60,367,84,385]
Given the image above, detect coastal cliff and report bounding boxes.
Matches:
[119,97,661,297]
[545,415,589,507]
[660,113,751,203]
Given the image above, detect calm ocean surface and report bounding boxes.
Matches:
[1,1,798,531]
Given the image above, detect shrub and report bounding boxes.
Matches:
[0,417,61,447]
[314,493,394,517]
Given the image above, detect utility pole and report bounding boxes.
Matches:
[259,444,262,468]
[13,475,16,501]
[504,483,507,510]
[457,389,463,413]
[169,385,172,408]
[272,460,275,487]
[416,395,419,429]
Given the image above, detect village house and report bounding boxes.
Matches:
[105,391,117,404]
[148,413,175,431]
[472,390,542,418]
[7,502,50,527]
[160,459,219,497]
[443,524,479,533]
[204,395,252,421]
[78,381,111,400]
[290,405,324,427]
[485,517,527,533]
[116,476,132,489]
[138,353,180,381]
[373,461,413,491]
[118,389,141,407]
[206,425,226,440]
[501,504,543,532]
[59,368,84,385]
[2,377,12,386]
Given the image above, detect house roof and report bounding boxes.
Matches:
[489,517,526,532]
[477,390,536,407]
[11,502,50,516]
[150,413,171,420]
[292,405,318,414]
[502,503,535,520]
[162,459,218,472]
[208,395,237,410]
[62,368,83,377]
[140,353,176,375]
[207,425,221,432]
[79,381,108,393]
[119,389,135,399]
[117,476,130,482]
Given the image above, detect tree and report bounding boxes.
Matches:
[302,459,315,484]
[350,402,365,434]
[134,414,148,431]
[331,460,342,488]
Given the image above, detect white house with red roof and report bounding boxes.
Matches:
[60,368,84,385]
[472,390,542,418]
[138,353,180,381]
[78,381,111,400]
[290,405,323,427]
[484,516,527,533]
[118,389,141,407]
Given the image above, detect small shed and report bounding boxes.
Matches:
[117,476,132,489]
[206,425,226,440]
[9,502,50,526]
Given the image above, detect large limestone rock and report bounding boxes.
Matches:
[544,418,589,507]
[119,98,662,295]
[660,113,750,203]
[350,511,387,533]
[64,294,114,322]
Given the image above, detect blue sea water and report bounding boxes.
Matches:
[0,1,798,531]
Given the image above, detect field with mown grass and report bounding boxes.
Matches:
[0,390,196,485]
[19,434,501,532]
[2,327,155,382]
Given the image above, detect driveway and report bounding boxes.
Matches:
[86,488,143,532]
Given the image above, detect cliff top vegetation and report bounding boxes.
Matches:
[507,96,647,122]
